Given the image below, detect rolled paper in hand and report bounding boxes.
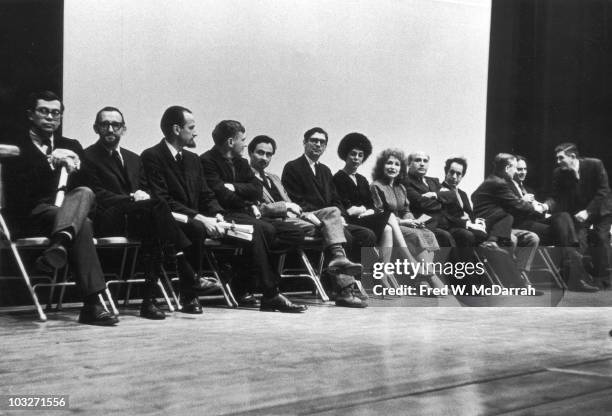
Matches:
[54,167,68,207]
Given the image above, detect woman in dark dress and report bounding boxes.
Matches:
[333,133,408,289]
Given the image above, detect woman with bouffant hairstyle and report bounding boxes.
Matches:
[371,149,442,288]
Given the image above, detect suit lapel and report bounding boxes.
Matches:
[268,173,291,202]
[300,155,326,201]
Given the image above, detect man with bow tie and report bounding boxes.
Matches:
[2,91,117,325]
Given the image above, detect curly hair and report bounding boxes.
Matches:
[372,148,407,183]
[337,132,373,161]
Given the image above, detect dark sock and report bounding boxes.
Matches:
[51,230,72,247]
[329,244,346,259]
[83,292,101,306]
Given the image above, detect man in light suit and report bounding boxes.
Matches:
[83,106,216,319]
[248,135,362,278]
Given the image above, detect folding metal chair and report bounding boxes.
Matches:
[530,246,568,289]
[276,236,329,301]
[161,238,239,310]
[0,151,114,321]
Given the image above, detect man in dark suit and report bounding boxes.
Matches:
[200,120,307,311]
[512,154,597,292]
[248,135,362,276]
[472,153,541,280]
[83,106,217,319]
[547,143,612,288]
[2,91,117,325]
[439,157,493,247]
[404,152,456,256]
[142,107,306,313]
[282,127,375,308]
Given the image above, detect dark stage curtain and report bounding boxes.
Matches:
[0,0,63,142]
[486,0,612,199]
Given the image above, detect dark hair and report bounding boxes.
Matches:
[248,135,277,154]
[160,106,192,137]
[26,90,64,112]
[303,127,328,143]
[94,106,125,125]
[554,142,579,158]
[372,149,407,183]
[515,155,527,164]
[337,132,373,161]
[444,157,468,175]
[212,120,245,146]
[492,153,516,175]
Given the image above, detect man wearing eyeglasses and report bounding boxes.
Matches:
[281,127,376,308]
[83,107,219,319]
[2,90,118,326]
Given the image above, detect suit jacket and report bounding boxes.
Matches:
[439,182,474,228]
[403,172,457,228]
[83,141,146,209]
[471,173,536,225]
[251,169,292,218]
[547,158,612,217]
[200,147,262,211]
[2,131,86,223]
[140,139,223,217]
[281,155,344,214]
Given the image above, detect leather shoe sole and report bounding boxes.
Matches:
[36,244,68,272]
[335,297,368,308]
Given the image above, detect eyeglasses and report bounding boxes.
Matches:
[35,107,62,118]
[307,138,327,145]
[97,121,125,131]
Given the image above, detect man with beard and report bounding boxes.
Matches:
[2,91,117,325]
[547,143,612,289]
[142,107,306,313]
[247,135,362,280]
[83,106,218,319]
[200,120,308,311]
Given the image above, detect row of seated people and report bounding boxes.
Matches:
[3,90,610,326]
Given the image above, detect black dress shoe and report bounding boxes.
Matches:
[78,304,119,326]
[36,243,68,272]
[352,283,369,301]
[140,301,166,320]
[180,296,203,314]
[237,292,260,307]
[568,279,600,292]
[335,286,368,308]
[260,294,307,313]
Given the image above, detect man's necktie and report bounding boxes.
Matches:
[176,152,184,171]
[41,137,52,155]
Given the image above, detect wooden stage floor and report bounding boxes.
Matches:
[1,293,612,416]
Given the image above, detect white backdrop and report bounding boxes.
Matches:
[63,0,491,193]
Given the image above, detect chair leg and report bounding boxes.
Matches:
[473,250,504,287]
[98,293,110,313]
[354,280,368,298]
[57,267,70,311]
[539,248,567,289]
[156,280,175,312]
[10,243,46,321]
[105,287,119,315]
[203,249,238,308]
[160,266,181,310]
[299,249,329,302]
[46,269,59,310]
